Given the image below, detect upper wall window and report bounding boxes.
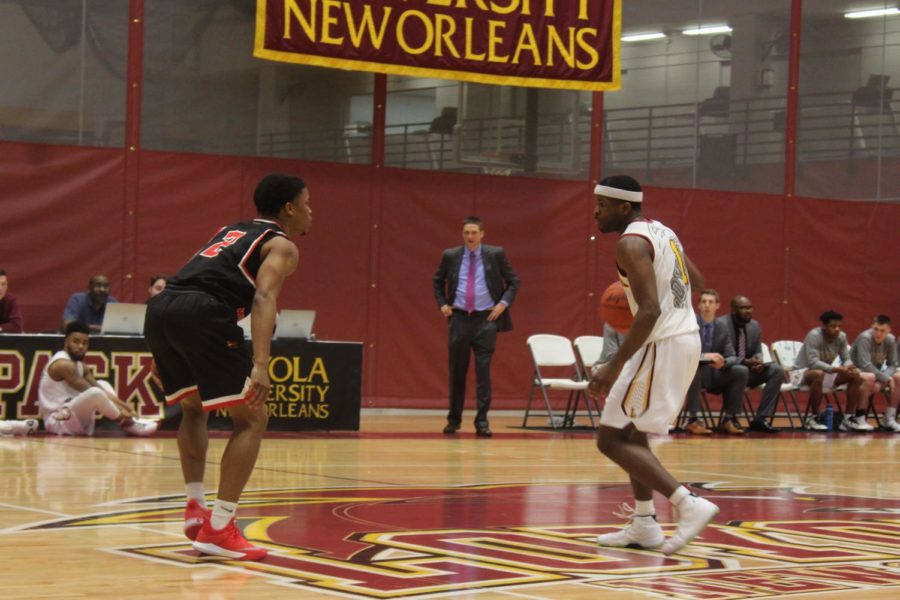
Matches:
[0,1,127,147]
[384,75,591,180]
[604,0,790,194]
[796,3,900,201]
[141,1,373,162]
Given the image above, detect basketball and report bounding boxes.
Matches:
[600,281,633,333]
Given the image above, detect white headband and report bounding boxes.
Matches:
[594,184,643,203]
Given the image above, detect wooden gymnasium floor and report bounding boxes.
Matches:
[2,411,899,599]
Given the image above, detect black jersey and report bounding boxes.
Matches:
[167,219,287,319]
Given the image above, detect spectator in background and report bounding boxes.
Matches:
[148,275,168,301]
[684,289,747,435]
[590,324,625,415]
[796,310,875,431]
[593,323,624,372]
[719,295,784,433]
[0,269,24,333]
[63,274,118,333]
[851,315,900,432]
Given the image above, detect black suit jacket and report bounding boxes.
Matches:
[716,314,764,362]
[432,244,520,332]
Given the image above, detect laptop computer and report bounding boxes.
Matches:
[236,310,316,339]
[236,314,252,339]
[274,309,316,339]
[100,303,147,335]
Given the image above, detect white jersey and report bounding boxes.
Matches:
[38,351,84,415]
[619,218,698,343]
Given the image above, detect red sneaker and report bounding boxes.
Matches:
[184,499,211,541]
[192,519,268,561]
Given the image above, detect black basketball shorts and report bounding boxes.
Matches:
[144,290,251,411]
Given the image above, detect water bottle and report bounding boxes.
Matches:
[824,404,834,431]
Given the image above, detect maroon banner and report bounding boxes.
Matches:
[254,0,621,91]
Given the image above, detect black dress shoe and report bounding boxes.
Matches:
[475,426,493,437]
[443,424,459,434]
[748,420,780,433]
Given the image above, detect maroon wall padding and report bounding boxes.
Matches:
[796,157,900,202]
[0,143,126,331]
[133,153,374,349]
[2,140,899,408]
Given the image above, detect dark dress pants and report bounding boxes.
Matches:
[748,363,786,420]
[447,311,497,427]
[687,364,749,417]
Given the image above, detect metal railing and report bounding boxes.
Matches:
[602,96,788,175]
[252,91,898,179]
[602,91,899,176]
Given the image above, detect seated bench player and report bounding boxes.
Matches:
[38,321,157,436]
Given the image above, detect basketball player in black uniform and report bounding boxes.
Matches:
[144,173,311,560]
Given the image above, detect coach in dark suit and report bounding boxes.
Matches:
[717,296,784,433]
[433,216,519,437]
[685,289,749,435]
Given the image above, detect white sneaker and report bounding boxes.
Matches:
[804,416,827,431]
[880,418,900,432]
[122,419,158,437]
[847,416,874,431]
[596,506,664,549]
[662,495,719,555]
[0,419,39,436]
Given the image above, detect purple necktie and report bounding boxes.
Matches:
[465,252,476,312]
[738,329,747,361]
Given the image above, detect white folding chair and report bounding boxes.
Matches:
[523,334,590,429]
[572,335,605,425]
[743,342,803,429]
[573,335,605,371]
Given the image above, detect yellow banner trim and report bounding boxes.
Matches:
[254,0,621,92]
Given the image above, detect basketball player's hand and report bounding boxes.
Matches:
[487,303,506,321]
[51,406,72,422]
[246,363,271,407]
[589,363,619,398]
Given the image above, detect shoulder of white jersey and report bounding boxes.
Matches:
[620,221,656,260]
[45,351,75,371]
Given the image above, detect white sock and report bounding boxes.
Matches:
[210,499,238,530]
[886,407,897,420]
[669,486,690,506]
[634,499,655,517]
[185,482,206,507]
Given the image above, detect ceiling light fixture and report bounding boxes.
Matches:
[844,7,900,19]
[682,24,733,36]
[622,32,667,42]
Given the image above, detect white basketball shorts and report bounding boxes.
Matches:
[600,332,701,435]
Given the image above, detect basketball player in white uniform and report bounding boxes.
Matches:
[589,175,719,555]
[38,321,157,436]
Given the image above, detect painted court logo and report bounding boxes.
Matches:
[19,483,900,598]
